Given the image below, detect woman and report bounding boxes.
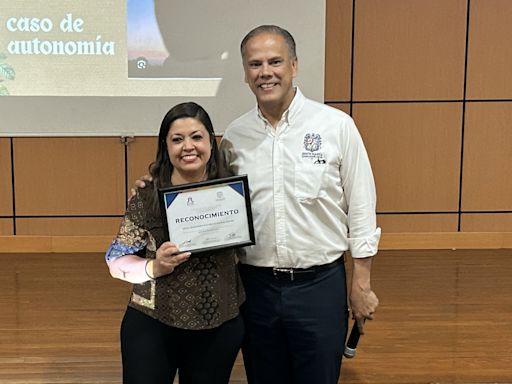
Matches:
[105,102,245,384]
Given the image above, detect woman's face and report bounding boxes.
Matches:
[166,117,212,183]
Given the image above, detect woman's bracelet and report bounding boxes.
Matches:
[145,259,155,280]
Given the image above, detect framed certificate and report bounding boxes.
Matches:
[158,175,255,254]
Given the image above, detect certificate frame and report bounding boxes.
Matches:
[158,175,255,255]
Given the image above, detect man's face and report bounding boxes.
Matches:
[242,32,298,110]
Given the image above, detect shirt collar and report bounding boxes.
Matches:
[256,87,304,127]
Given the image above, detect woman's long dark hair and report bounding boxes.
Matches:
[148,102,219,214]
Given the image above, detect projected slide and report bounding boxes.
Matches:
[0,0,325,136]
[0,0,221,97]
[127,0,245,80]
[127,0,169,77]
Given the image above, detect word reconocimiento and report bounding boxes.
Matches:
[175,209,239,224]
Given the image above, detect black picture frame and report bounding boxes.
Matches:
[158,175,255,255]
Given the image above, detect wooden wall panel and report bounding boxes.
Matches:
[460,214,512,232]
[353,0,467,101]
[0,138,12,216]
[126,136,157,196]
[327,103,351,115]
[14,138,125,216]
[324,0,352,102]
[0,219,13,235]
[378,214,458,233]
[462,103,512,211]
[466,0,512,99]
[353,103,462,212]
[16,218,121,236]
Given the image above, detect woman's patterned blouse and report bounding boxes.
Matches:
[106,182,245,330]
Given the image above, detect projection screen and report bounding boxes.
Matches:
[0,0,325,136]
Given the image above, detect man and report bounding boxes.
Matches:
[219,25,380,384]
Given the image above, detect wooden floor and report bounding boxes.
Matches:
[1,249,511,383]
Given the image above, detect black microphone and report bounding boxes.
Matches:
[343,321,361,358]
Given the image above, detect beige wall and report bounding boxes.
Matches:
[1,0,511,240]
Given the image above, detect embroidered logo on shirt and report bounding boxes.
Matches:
[302,133,326,163]
[303,133,321,152]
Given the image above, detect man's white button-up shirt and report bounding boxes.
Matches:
[220,88,380,268]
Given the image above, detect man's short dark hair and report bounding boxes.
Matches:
[240,25,297,59]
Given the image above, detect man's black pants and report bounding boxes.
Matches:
[239,258,349,384]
